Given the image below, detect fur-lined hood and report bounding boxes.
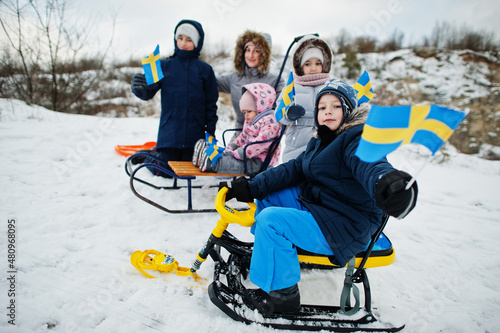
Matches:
[313,103,370,138]
[233,30,272,75]
[293,35,332,76]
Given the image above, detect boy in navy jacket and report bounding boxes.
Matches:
[224,79,418,314]
[131,20,218,177]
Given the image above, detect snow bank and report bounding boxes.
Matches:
[1,98,499,332]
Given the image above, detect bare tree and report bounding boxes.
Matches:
[428,21,448,48]
[0,0,38,104]
[426,21,498,52]
[0,0,114,113]
[335,29,353,54]
[378,29,405,52]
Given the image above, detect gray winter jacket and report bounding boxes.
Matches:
[278,83,325,161]
[218,67,284,129]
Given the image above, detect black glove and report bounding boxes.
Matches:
[375,170,418,219]
[222,177,254,202]
[131,73,151,91]
[286,105,306,121]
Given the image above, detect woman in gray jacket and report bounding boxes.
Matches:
[217,30,284,132]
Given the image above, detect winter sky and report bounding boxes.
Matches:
[17,0,500,62]
[5,0,500,61]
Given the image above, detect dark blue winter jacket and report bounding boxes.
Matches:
[248,104,395,266]
[132,20,218,149]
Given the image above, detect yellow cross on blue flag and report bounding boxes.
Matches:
[353,71,374,106]
[205,133,225,164]
[275,71,295,122]
[355,105,467,162]
[142,44,164,85]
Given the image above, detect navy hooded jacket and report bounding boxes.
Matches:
[247,103,395,266]
[132,20,218,149]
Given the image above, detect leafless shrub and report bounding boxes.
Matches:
[378,29,405,52]
[335,29,354,54]
[425,22,498,52]
[354,36,377,54]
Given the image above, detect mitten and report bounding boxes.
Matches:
[286,105,306,121]
[131,74,155,91]
[223,177,254,202]
[375,170,418,219]
[131,73,147,91]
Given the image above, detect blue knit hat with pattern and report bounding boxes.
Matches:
[315,79,358,128]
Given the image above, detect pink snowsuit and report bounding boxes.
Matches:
[226,83,281,167]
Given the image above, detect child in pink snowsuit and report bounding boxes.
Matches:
[196,83,280,175]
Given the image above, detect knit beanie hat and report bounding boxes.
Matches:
[300,47,324,67]
[239,90,257,112]
[175,23,200,47]
[315,79,358,128]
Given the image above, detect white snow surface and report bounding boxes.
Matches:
[1,98,500,333]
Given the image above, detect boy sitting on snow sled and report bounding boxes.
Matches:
[223,78,418,314]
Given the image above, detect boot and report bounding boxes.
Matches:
[244,284,300,315]
[130,148,156,165]
[199,152,214,172]
[192,139,206,166]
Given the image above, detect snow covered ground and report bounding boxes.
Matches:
[1,98,500,333]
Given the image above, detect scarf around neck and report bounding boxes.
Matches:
[294,73,330,86]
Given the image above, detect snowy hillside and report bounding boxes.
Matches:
[211,48,497,105]
[1,98,500,333]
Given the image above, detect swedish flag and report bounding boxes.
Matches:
[275,71,295,122]
[142,44,164,85]
[355,105,467,162]
[205,133,225,164]
[353,71,374,106]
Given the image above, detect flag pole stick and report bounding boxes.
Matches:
[405,154,433,190]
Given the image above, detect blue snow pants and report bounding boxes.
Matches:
[249,186,334,292]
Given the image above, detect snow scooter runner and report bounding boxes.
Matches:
[133,187,404,332]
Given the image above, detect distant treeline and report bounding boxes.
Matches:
[333,22,498,54]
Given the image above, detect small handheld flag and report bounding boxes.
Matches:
[142,45,164,85]
[205,133,225,164]
[353,71,374,106]
[275,71,295,122]
[355,104,467,162]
